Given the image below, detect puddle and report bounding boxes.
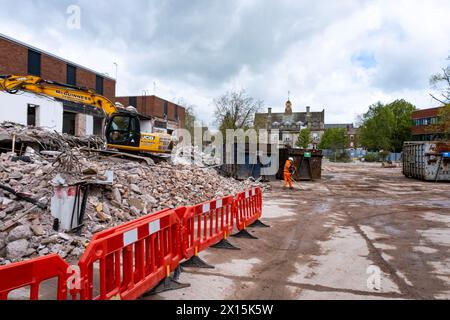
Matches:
[263,202,297,219]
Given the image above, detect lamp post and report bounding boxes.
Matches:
[113,62,118,80]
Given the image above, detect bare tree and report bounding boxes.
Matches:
[430,56,450,104]
[177,99,197,131]
[213,89,263,133]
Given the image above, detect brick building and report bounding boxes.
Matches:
[411,106,447,141]
[115,95,186,133]
[254,99,325,148]
[0,33,116,136]
[325,123,359,148]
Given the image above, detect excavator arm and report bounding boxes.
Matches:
[0,74,117,116]
[0,74,175,155]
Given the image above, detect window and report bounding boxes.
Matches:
[163,101,168,118]
[129,96,137,108]
[93,117,103,136]
[27,104,38,126]
[95,75,104,95]
[67,65,77,85]
[110,116,129,131]
[28,50,41,76]
[414,117,439,126]
[174,105,178,120]
[62,112,76,135]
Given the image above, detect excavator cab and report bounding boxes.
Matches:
[106,113,141,148]
[0,74,175,155]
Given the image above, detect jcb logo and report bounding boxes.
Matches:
[67,5,81,30]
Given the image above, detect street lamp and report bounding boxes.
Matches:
[113,62,118,80]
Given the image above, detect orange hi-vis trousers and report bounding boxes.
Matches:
[283,172,293,188]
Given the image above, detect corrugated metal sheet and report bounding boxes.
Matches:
[219,143,276,181]
[277,148,323,181]
[219,144,323,181]
[403,141,450,181]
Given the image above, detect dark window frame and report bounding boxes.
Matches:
[27,104,38,127]
[163,101,168,118]
[67,64,77,86]
[96,75,104,95]
[28,50,41,76]
[129,96,137,108]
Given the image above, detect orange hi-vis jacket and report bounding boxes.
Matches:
[284,160,292,173]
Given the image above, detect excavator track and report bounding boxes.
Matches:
[80,148,171,165]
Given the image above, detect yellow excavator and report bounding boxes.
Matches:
[0,74,174,155]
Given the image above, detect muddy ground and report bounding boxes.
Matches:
[148,160,450,300]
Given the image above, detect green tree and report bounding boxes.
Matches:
[359,100,416,153]
[296,128,312,149]
[438,105,450,139]
[388,99,417,152]
[319,128,349,152]
[177,99,198,143]
[427,104,450,140]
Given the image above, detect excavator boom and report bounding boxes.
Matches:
[0,75,117,116]
[0,74,174,155]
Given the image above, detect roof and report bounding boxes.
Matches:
[325,123,354,129]
[412,106,446,119]
[0,33,115,81]
[254,110,325,131]
[115,95,184,109]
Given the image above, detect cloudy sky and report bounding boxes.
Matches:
[0,0,449,126]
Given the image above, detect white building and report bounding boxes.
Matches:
[0,91,101,135]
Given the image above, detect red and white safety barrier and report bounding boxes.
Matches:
[0,254,72,300]
[177,195,235,261]
[0,187,265,300]
[77,209,182,300]
[234,187,263,231]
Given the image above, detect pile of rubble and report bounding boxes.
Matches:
[0,123,268,266]
[0,121,104,150]
[171,145,221,167]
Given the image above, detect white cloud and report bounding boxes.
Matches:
[0,0,449,127]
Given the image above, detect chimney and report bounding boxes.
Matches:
[306,106,312,129]
[267,107,273,131]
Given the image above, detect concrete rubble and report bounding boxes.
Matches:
[0,122,268,265]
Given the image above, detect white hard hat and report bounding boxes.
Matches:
[288,157,294,161]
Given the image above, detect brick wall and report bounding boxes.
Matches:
[103,78,115,101]
[0,38,27,75]
[115,95,186,128]
[41,55,66,83]
[0,35,116,101]
[411,107,445,136]
[76,68,95,90]
[178,106,186,128]
[412,107,442,119]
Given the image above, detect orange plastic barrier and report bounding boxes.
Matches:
[176,195,235,260]
[0,187,265,300]
[77,209,183,300]
[234,187,263,231]
[0,254,71,300]
[90,208,171,242]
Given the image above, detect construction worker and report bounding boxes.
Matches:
[283,157,295,190]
